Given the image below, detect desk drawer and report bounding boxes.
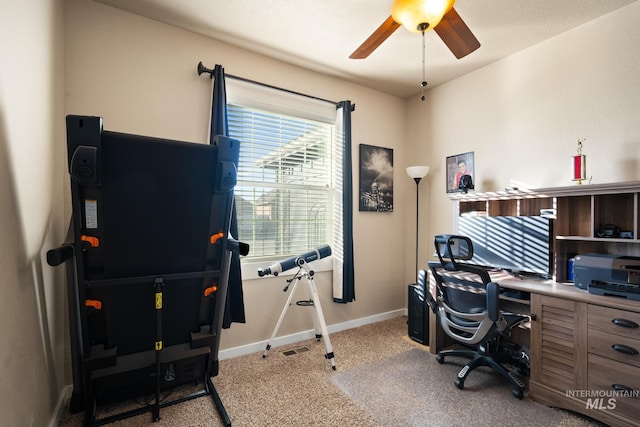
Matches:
[588,329,640,368]
[588,305,640,340]
[588,354,640,421]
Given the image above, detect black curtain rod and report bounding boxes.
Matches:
[197,62,340,107]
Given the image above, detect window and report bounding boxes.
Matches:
[228,103,335,261]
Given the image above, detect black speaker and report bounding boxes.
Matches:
[408,283,429,345]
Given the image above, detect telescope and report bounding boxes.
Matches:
[259,244,337,369]
[257,245,331,277]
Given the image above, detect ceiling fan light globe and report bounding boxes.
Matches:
[391,0,455,34]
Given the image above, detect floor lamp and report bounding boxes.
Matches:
[406,165,430,283]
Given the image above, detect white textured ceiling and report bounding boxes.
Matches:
[95,0,637,99]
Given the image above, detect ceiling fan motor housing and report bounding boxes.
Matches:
[391,0,456,33]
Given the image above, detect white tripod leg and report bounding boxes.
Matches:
[262,275,302,358]
[306,272,336,370]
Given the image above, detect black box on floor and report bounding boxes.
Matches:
[408,283,429,345]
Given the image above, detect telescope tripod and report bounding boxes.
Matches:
[262,261,336,370]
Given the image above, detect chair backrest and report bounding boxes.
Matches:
[424,234,503,345]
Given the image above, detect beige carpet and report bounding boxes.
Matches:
[58,316,602,426]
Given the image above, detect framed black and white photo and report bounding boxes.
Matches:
[359,144,393,212]
[446,151,475,193]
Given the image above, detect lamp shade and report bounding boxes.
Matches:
[406,165,430,179]
[391,0,455,34]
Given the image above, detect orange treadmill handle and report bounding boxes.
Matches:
[204,285,218,297]
[210,232,224,244]
[81,235,100,247]
[85,299,102,310]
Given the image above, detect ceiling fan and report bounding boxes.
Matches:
[350,0,480,60]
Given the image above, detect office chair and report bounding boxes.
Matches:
[422,234,530,399]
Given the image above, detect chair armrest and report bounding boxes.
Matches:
[486,282,500,321]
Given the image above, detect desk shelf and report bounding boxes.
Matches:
[500,295,530,305]
[452,181,640,282]
[556,235,638,244]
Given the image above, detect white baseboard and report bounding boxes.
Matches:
[219,309,406,360]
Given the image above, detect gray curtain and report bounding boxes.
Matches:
[210,64,246,326]
[334,100,355,303]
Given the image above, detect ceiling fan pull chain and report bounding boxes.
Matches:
[420,30,427,101]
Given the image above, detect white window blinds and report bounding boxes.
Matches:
[226,82,335,261]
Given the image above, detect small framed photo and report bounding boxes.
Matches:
[359,144,394,212]
[446,152,475,193]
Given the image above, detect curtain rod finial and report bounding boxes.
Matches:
[197,61,214,78]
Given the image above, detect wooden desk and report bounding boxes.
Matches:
[428,271,640,427]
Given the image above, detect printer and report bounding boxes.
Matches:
[573,253,640,301]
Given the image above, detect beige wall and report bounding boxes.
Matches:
[0,0,67,425]
[2,0,639,424]
[63,0,411,351]
[410,1,640,260]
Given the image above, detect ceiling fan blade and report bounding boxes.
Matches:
[350,15,401,59]
[434,7,480,59]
